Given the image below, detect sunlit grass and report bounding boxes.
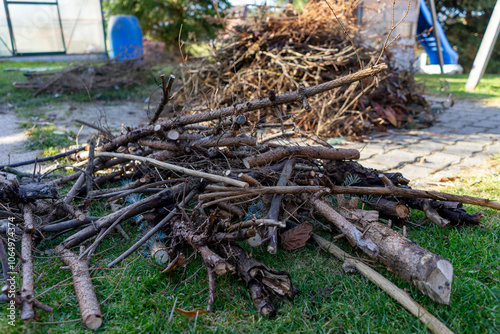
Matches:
[415,73,500,102]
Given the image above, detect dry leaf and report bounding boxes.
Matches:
[174,307,207,318]
[383,105,398,127]
[281,222,313,250]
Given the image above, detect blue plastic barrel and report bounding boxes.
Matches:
[107,15,144,60]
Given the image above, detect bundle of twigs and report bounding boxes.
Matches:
[173,1,431,139]
[1,64,498,333]
[13,58,148,97]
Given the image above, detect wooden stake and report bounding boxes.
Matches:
[95,152,249,188]
[313,234,454,334]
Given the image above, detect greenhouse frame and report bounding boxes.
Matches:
[0,0,106,57]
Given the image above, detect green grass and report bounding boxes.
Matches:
[0,158,498,333]
[19,122,75,152]
[415,73,500,102]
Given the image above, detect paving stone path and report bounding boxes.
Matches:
[345,99,500,186]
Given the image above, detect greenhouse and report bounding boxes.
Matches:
[0,0,105,57]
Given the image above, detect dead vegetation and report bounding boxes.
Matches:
[173,1,432,139]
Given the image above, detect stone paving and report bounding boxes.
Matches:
[344,99,500,186]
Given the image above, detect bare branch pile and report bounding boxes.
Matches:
[173,1,432,139]
[1,64,497,332]
[12,59,148,97]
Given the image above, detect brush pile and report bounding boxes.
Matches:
[13,58,148,98]
[173,1,432,139]
[1,63,498,331]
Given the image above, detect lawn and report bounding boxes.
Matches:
[0,158,498,333]
[414,73,500,102]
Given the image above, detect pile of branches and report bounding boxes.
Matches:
[13,58,148,97]
[1,64,498,332]
[173,1,431,139]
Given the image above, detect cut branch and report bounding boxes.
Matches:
[55,245,103,330]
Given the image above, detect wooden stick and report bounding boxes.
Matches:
[98,64,387,153]
[0,146,86,169]
[95,152,249,188]
[85,139,95,199]
[243,146,360,168]
[227,219,286,232]
[330,183,500,210]
[20,204,35,320]
[266,158,295,254]
[149,74,175,125]
[55,245,103,330]
[312,234,454,334]
[309,197,379,258]
[74,119,113,138]
[107,188,198,268]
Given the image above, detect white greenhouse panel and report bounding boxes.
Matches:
[59,0,105,54]
[0,0,105,56]
[0,5,12,56]
[9,4,65,54]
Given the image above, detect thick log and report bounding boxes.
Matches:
[219,242,298,318]
[309,196,379,258]
[313,234,454,334]
[243,146,360,168]
[360,220,453,304]
[55,245,103,330]
[138,139,179,151]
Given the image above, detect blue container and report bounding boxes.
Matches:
[107,15,144,60]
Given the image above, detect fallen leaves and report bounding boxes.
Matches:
[281,222,313,250]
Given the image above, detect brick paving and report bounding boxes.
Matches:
[345,99,500,186]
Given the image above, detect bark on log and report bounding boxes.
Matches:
[310,196,379,258]
[20,204,35,320]
[55,245,103,330]
[243,146,360,168]
[219,242,298,318]
[191,136,257,149]
[368,197,409,220]
[359,220,453,304]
